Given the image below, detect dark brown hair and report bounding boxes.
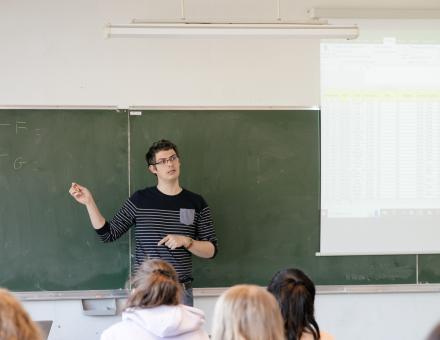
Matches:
[126,259,182,309]
[428,323,440,340]
[145,140,179,166]
[268,268,320,340]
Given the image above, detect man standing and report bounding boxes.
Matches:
[69,140,218,306]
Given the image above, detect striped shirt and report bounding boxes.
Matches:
[96,186,218,282]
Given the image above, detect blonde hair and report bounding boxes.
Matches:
[126,259,182,309]
[0,289,42,340]
[211,284,285,340]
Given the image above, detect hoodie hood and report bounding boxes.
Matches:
[122,305,206,338]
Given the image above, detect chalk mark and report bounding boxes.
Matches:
[16,121,28,134]
[13,157,27,170]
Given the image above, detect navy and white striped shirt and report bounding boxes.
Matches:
[96,186,218,282]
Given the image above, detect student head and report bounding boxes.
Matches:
[268,268,320,340]
[211,284,285,340]
[427,322,440,340]
[146,140,181,181]
[0,288,42,340]
[126,259,182,309]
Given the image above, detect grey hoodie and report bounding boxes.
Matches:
[101,305,209,340]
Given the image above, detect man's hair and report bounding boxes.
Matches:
[211,284,285,340]
[268,268,321,340]
[126,259,182,309]
[0,288,43,340]
[145,139,179,166]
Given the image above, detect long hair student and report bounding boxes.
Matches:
[211,284,285,340]
[101,259,209,340]
[268,268,334,340]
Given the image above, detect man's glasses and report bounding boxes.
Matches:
[152,154,179,166]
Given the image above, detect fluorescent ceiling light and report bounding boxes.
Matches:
[106,23,359,39]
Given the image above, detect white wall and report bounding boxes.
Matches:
[316,292,440,340]
[23,291,440,340]
[0,0,320,107]
[4,1,440,340]
[88,0,440,22]
[197,291,440,340]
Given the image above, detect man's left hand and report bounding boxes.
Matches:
[158,234,191,250]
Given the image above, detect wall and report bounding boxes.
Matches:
[0,0,320,107]
[23,290,440,340]
[3,0,440,340]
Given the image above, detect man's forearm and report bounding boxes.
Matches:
[85,199,106,230]
[188,240,215,259]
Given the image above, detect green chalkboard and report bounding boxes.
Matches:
[419,254,440,283]
[0,108,432,292]
[0,109,129,291]
[130,109,417,287]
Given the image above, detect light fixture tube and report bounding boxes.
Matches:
[106,23,359,39]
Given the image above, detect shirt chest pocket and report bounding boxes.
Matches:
[180,208,195,225]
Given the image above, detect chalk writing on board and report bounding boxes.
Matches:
[13,157,27,170]
[0,120,43,170]
[0,121,41,136]
[16,121,27,134]
[0,155,35,171]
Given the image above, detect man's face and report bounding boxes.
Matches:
[148,149,180,181]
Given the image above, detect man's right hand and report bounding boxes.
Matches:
[69,182,106,229]
[69,182,93,205]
